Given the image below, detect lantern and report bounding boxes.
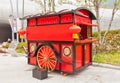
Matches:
[17,29,26,39]
[69,25,81,33]
[69,25,81,39]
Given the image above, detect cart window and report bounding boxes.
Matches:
[27,18,36,26]
[60,14,73,23]
[37,16,59,25]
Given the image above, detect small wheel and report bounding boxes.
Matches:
[37,45,57,72]
[60,72,68,76]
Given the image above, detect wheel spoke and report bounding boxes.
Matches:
[43,46,47,55]
[45,46,52,57]
[38,51,44,57]
[40,47,46,56]
[49,55,56,59]
[47,46,51,54]
[49,60,56,68]
[38,60,45,68]
[38,55,44,59]
[47,61,52,69]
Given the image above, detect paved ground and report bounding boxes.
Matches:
[0,53,120,83]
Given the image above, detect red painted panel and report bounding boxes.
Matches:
[61,64,73,72]
[27,18,36,26]
[28,42,37,65]
[28,57,36,65]
[85,44,91,64]
[56,63,60,70]
[37,16,59,25]
[61,44,73,73]
[76,45,83,69]
[60,14,73,23]
[75,14,91,24]
[26,24,74,41]
[61,44,72,63]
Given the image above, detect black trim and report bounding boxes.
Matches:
[83,45,85,66]
[72,43,76,74]
[36,42,38,65]
[59,44,62,71]
[90,43,92,63]
[27,40,73,44]
[90,20,92,63]
[59,22,73,24]
[72,12,75,24]
[27,42,30,64]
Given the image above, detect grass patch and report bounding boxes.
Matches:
[93,52,120,65]
[2,42,27,54]
[92,29,120,38]
[2,43,10,48]
[16,42,27,54]
[16,48,26,54]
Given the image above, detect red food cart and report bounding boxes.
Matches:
[25,7,97,74]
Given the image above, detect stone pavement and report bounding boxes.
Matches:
[0,53,120,83]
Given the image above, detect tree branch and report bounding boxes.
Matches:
[101,0,118,44]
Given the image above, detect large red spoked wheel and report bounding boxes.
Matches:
[37,45,57,72]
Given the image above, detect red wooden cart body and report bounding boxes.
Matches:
[26,7,97,74]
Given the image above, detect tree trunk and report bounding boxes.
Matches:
[51,0,55,12]
[48,0,52,12]
[102,7,116,44]
[94,0,102,45]
[43,0,46,13]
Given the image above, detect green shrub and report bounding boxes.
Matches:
[93,52,120,65]
[2,43,10,48]
[16,42,27,49]
[16,42,27,54]
[2,42,27,54]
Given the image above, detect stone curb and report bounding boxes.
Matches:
[92,62,120,70]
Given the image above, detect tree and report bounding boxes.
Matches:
[33,0,55,14]
[33,0,46,13]
[89,0,102,44]
[48,0,55,12]
[102,0,120,44]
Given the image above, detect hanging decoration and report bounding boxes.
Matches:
[17,29,26,39]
